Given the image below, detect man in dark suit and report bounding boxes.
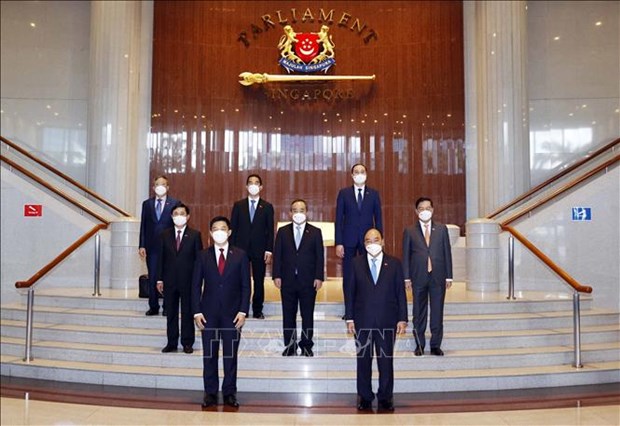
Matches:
[192,216,250,409]
[273,199,324,357]
[345,228,407,412]
[156,202,203,354]
[230,174,274,319]
[402,197,453,356]
[139,175,178,316]
[335,163,383,319]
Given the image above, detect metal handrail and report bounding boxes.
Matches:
[501,225,590,369]
[1,135,131,217]
[487,138,619,219]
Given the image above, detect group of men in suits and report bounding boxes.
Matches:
[138,168,454,412]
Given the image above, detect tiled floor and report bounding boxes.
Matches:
[1,397,619,425]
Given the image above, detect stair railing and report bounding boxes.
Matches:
[497,154,618,369]
[1,144,124,362]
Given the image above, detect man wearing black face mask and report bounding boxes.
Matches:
[402,197,453,357]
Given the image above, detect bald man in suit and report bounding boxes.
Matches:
[402,197,453,357]
[345,228,407,412]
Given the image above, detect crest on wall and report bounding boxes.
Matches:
[277,24,335,73]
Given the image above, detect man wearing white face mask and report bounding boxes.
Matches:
[345,228,407,412]
[273,199,324,357]
[230,174,275,319]
[335,163,383,320]
[139,175,178,316]
[402,197,453,357]
[192,216,250,409]
[156,202,203,354]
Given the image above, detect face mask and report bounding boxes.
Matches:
[418,210,432,222]
[173,215,187,226]
[366,243,382,257]
[247,184,260,196]
[154,185,167,197]
[292,213,307,224]
[211,230,228,245]
[352,174,367,185]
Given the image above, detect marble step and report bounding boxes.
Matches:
[22,291,593,316]
[2,318,618,352]
[2,353,618,393]
[1,303,617,332]
[1,336,618,371]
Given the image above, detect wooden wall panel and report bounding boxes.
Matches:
[151,1,465,276]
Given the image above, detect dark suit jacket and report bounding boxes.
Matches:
[156,227,203,290]
[402,221,453,286]
[335,186,383,247]
[345,253,408,329]
[191,245,251,321]
[272,223,325,286]
[139,196,178,253]
[230,198,274,258]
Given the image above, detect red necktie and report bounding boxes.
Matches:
[176,230,182,251]
[218,248,226,275]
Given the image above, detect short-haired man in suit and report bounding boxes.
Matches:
[345,228,407,412]
[230,174,275,319]
[193,216,251,409]
[273,199,324,357]
[139,175,178,316]
[335,163,383,319]
[402,197,453,356]
[156,202,203,354]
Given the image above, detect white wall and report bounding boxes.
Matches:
[0,1,90,183]
[0,167,111,304]
[528,1,620,185]
[498,165,620,310]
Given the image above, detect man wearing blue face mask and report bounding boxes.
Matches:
[402,197,453,357]
[273,199,324,357]
[192,216,250,409]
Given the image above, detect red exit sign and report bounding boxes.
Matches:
[24,204,43,217]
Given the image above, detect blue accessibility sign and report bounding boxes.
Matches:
[571,207,592,221]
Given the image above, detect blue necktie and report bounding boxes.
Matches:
[295,226,302,249]
[357,188,363,210]
[250,200,256,223]
[371,258,378,284]
[156,199,162,221]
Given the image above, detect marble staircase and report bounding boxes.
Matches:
[1,283,619,393]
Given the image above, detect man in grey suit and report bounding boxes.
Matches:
[402,197,453,356]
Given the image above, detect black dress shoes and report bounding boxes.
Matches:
[202,393,217,408]
[282,347,297,356]
[183,346,193,354]
[223,394,240,408]
[414,346,424,356]
[378,399,395,411]
[357,398,372,411]
[252,312,265,319]
[161,345,177,353]
[145,309,159,316]
[430,347,444,356]
[301,348,314,357]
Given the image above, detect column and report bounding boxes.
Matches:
[466,219,500,292]
[464,1,530,218]
[109,218,145,293]
[87,1,153,215]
